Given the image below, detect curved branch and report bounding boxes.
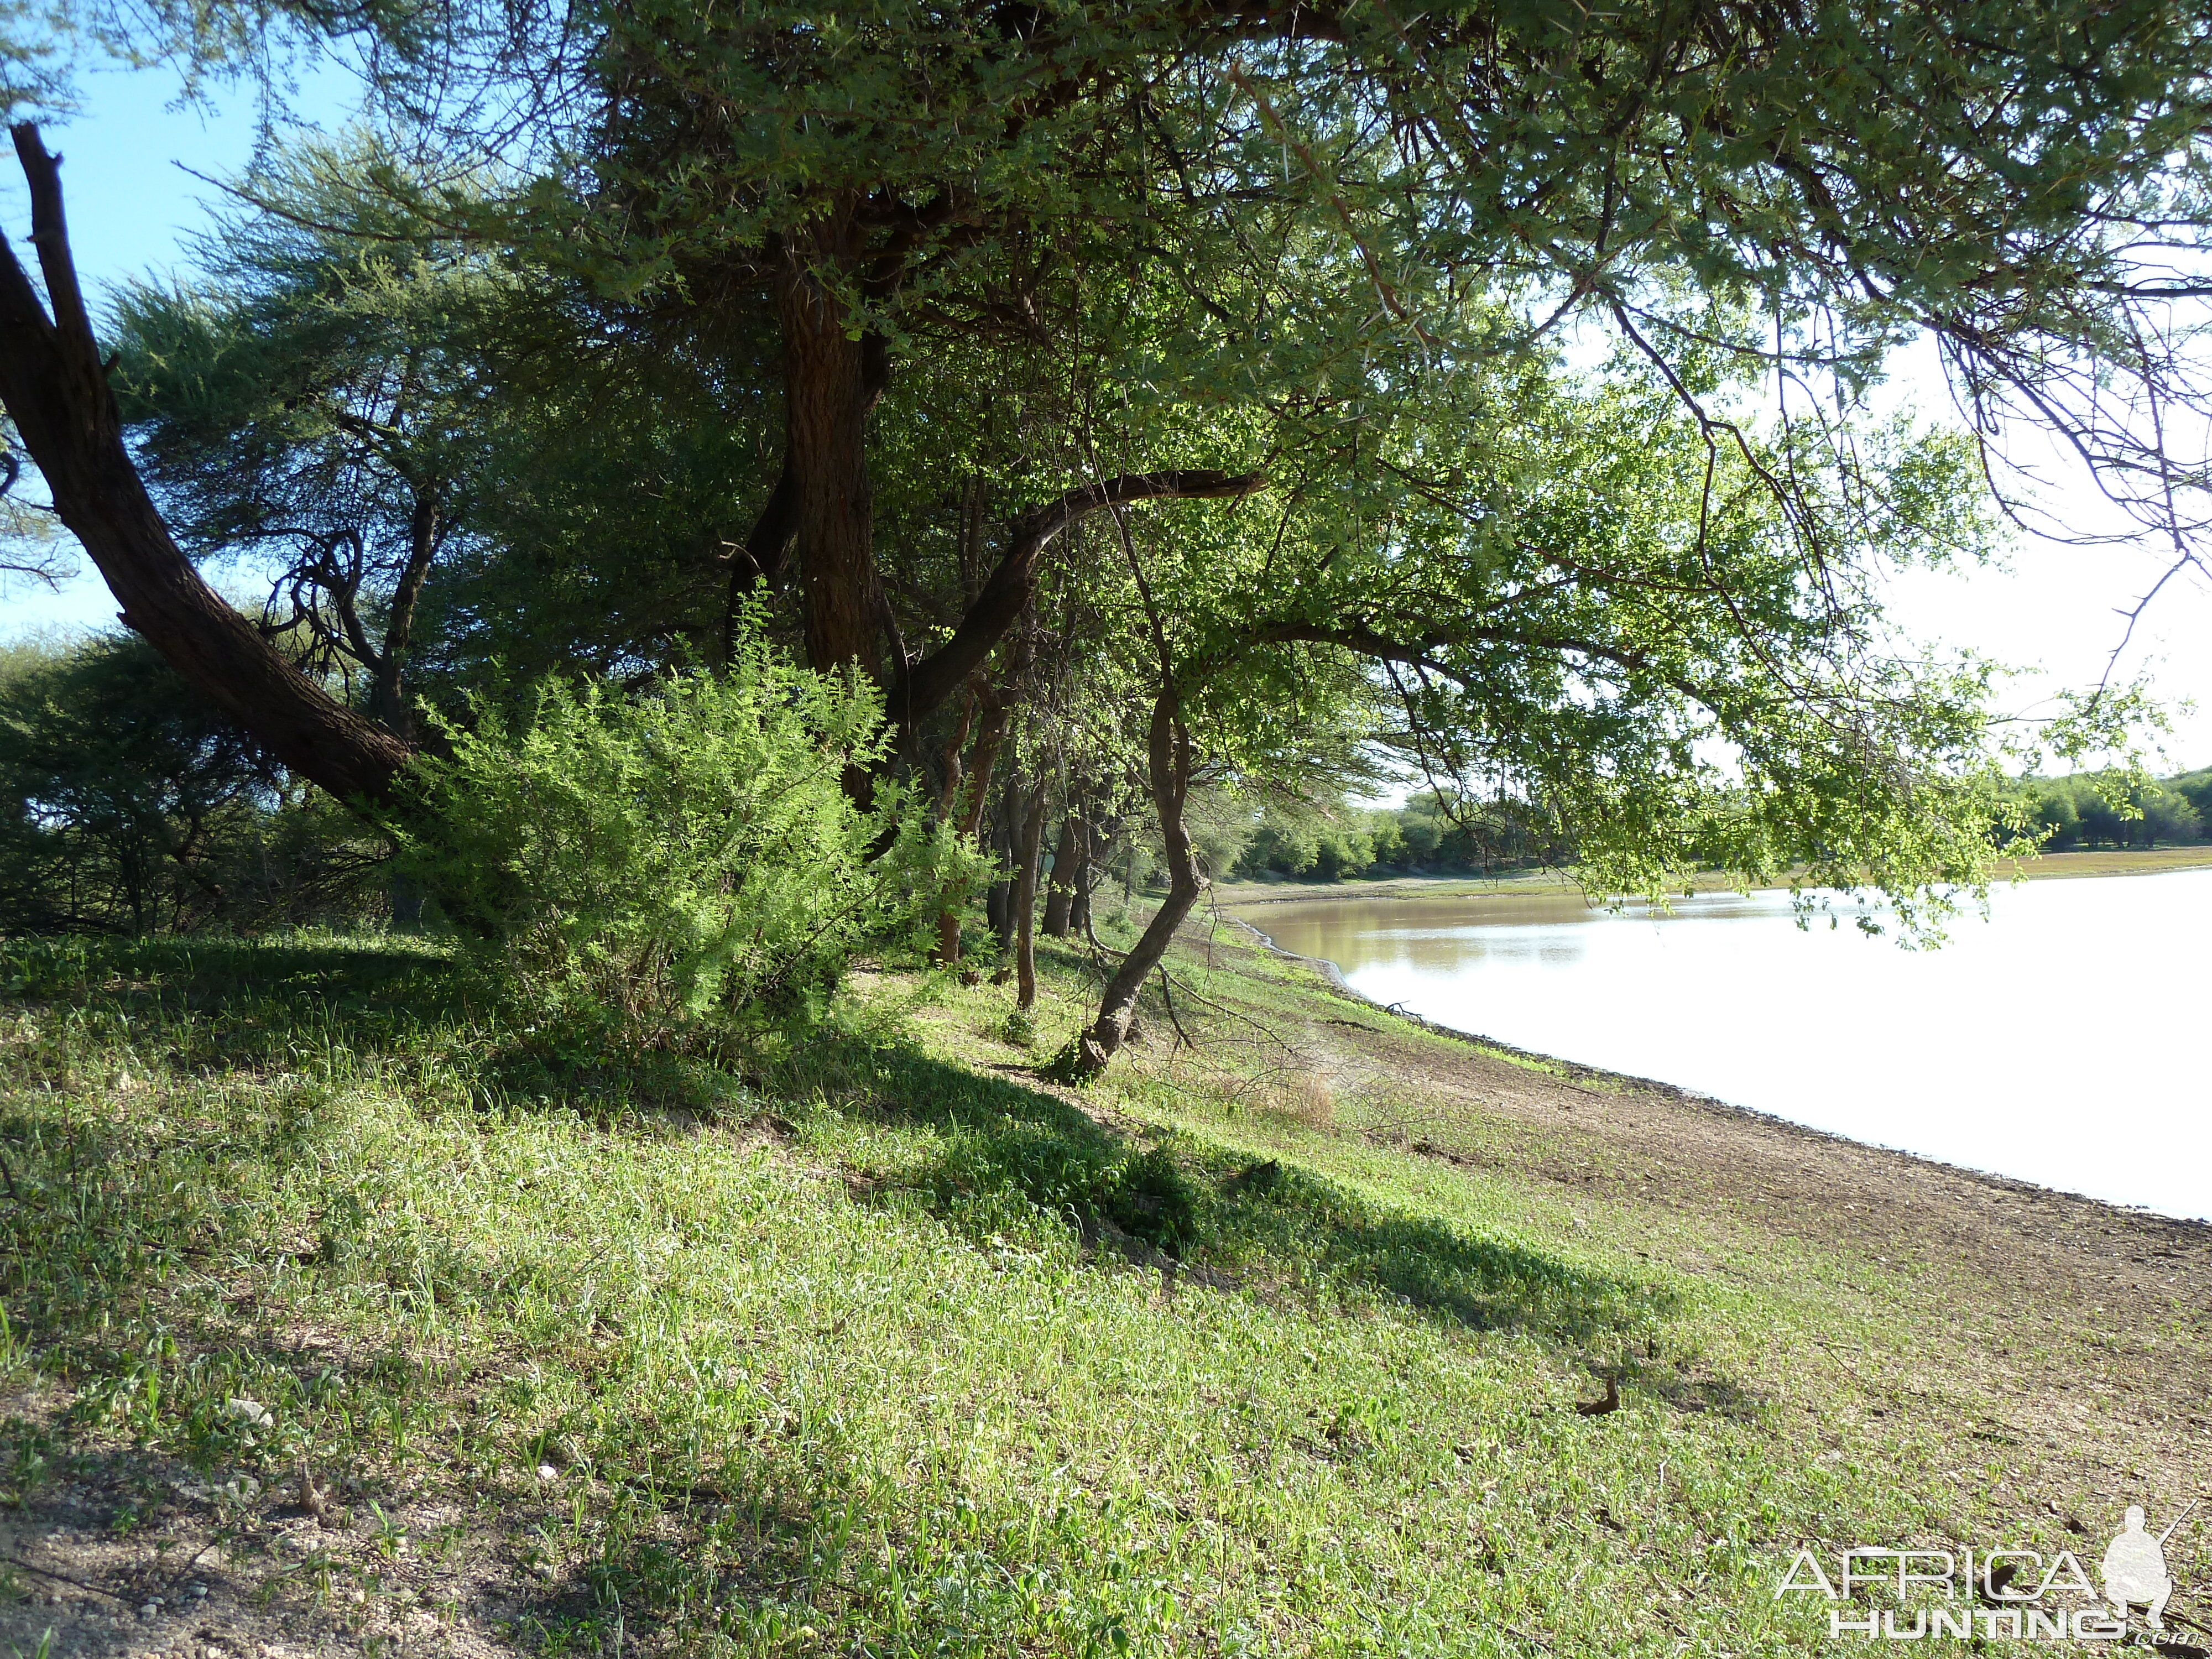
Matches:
[0,124,412,807]
[893,468,1264,731]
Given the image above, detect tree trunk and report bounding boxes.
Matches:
[779,222,884,681]
[1074,693,1204,1075]
[0,126,412,809]
[1013,788,1047,1010]
[986,780,1018,957]
[1042,812,1078,937]
[368,492,442,742]
[936,692,1009,964]
[1071,836,1093,938]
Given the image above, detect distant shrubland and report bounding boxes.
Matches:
[2001,770,2210,852]
[1214,768,2212,885]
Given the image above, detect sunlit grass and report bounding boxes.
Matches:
[0,926,2175,1656]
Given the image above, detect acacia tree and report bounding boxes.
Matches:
[110,147,522,740]
[9,0,2212,815]
[557,0,2212,711]
[111,135,817,722]
[1059,321,2008,1072]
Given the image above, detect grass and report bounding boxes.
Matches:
[2000,844,2212,879]
[0,920,2198,1656]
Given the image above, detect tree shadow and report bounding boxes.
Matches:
[0,942,1708,1656]
[804,1038,1673,1347]
[1590,1353,1770,1422]
[2,931,455,1010]
[0,1099,1099,1659]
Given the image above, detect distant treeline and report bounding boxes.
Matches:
[2003,770,2210,851]
[1215,792,1570,883]
[1219,768,2212,886]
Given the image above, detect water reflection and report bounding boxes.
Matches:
[1243,874,2212,1220]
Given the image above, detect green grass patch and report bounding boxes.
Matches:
[0,927,2165,1656]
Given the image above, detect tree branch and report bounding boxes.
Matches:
[0,124,413,808]
[892,468,1262,732]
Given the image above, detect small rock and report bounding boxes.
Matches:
[225,1399,274,1429]
[536,1464,558,1481]
[139,1603,160,1619]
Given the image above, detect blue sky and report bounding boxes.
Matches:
[6,62,2211,770]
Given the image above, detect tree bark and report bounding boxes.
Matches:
[1041,812,1078,937]
[779,221,886,681]
[957,699,1009,846]
[368,492,442,742]
[1013,787,1047,1010]
[1073,692,1205,1075]
[1071,842,1092,938]
[0,126,412,808]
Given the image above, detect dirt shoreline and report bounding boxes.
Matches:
[1203,904,2212,1561]
[1221,889,2210,1238]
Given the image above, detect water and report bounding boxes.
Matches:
[1246,871,2212,1220]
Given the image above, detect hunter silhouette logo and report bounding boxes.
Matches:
[2103,1501,2196,1631]
[1775,1498,2202,1642]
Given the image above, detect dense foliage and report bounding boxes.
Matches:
[0,635,377,932]
[7,0,2212,1062]
[394,638,979,1051]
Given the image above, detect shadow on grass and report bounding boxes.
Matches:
[0,1092,845,1656]
[0,936,1703,1654]
[0,1103,1081,1659]
[786,1035,1673,1347]
[1,931,456,1010]
[6,933,1674,1347]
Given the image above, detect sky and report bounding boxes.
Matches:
[6,63,2211,773]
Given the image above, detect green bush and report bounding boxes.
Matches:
[0,635,384,935]
[397,640,980,1051]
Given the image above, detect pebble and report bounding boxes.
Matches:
[225,1398,274,1428]
[536,1463,558,1480]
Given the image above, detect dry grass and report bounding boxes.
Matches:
[1271,1068,1336,1133]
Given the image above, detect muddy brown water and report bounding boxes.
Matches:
[1240,870,2212,1220]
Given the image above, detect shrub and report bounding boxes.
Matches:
[397,639,980,1051]
[0,635,384,935]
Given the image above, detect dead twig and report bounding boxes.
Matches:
[0,1551,126,1601]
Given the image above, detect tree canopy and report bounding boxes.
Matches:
[5,0,2212,1061]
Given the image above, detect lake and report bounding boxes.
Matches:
[1244,871,2212,1221]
